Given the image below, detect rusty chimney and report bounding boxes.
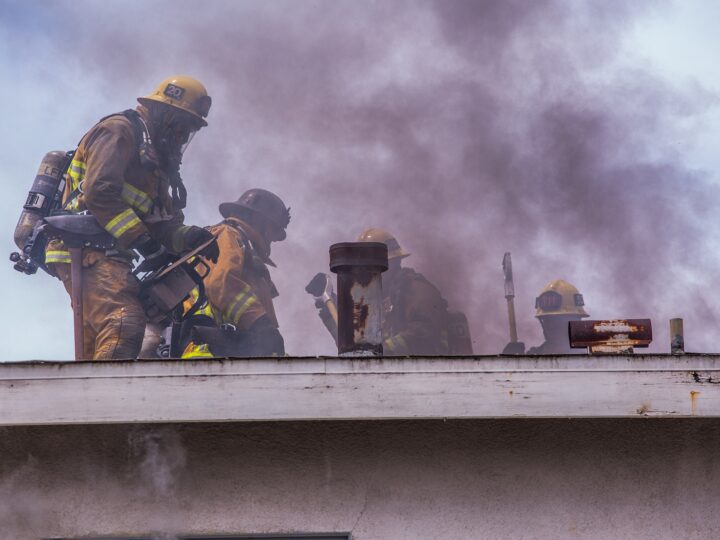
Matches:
[329,242,388,356]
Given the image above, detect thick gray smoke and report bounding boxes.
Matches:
[14,0,719,353]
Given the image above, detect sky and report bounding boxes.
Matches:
[1,0,719,360]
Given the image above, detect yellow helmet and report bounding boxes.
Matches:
[357,228,410,259]
[137,75,211,126]
[535,279,589,318]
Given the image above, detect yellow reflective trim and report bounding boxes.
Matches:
[230,296,257,323]
[183,287,218,321]
[70,159,86,171]
[394,335,409,351]
[197,305,215,318]
[67,160,86,190]
[121,183,153,214]
[224,289,250,320]
[181,342,214,359]
[385,335,408,354]
[45,250,71,264]
[65,198,81,212]
[225,288,259,324]
[105,208,141,238]
[113,216,141,237]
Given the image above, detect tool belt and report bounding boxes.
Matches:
[12,213,117,275]
[42,214,115,249]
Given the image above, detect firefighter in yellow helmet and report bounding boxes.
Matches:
[46,75,218,359]
[502,279,589,355]
[178,189,290,358]
[358,228,452,355]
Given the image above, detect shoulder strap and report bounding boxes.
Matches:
[64,111,147,210]
[223,219,250,247]
[119,109,148,150]
[89,109,147,149]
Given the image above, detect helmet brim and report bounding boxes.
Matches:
[389,250,411,260]
[137,96,208,127]
[219,202,287,241]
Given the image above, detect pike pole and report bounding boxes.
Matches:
[69,246,85,360]
[502,252,518,344]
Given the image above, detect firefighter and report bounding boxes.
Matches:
[46,75,218,359]
[502,279,589,355]
[180,189,289,358]
[358,228,450,355]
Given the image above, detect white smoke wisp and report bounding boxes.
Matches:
[0,455,54,540]
[128,427,188,539]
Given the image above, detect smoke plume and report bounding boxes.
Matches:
[129,427,188,538]
[16,0,719,353]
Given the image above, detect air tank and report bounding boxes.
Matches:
[14,151,69,250]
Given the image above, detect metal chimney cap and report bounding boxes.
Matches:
[329,242,388,273]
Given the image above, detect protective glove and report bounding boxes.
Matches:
[183,226,219,263]
[502,341,526,355]
[247,315,285,356]
[132,234,173,273]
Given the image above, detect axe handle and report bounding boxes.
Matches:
[506,296,518,343]
[69,247,85,360]
[318,301,339,345]
[326,299,338,326]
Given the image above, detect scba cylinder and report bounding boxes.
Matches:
[14,151,69,250]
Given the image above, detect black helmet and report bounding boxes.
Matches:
[219,189,290,240]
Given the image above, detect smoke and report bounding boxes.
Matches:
[128,427,188,539]
[10,0,719,353]
[0,455,54,538]
[129,427,187,499]
[0,426,189,539]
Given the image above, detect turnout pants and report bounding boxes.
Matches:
[53,251,146,360]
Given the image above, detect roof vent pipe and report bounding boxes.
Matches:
[329,242,388,356]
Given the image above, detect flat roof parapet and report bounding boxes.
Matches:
[1,355,719,425]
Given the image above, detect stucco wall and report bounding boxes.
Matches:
[2,419,720,540]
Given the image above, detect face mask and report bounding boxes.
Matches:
[151,107,200,166]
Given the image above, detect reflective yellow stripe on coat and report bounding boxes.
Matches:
[64,159,87,211]
[67,159,86,191]
[224,287,260,325]
[105,208,142,239]
[65,154,153,218]
[121,183,153,215]
[45,250,71,264]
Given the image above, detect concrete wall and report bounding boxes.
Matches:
[2,419,720,540]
